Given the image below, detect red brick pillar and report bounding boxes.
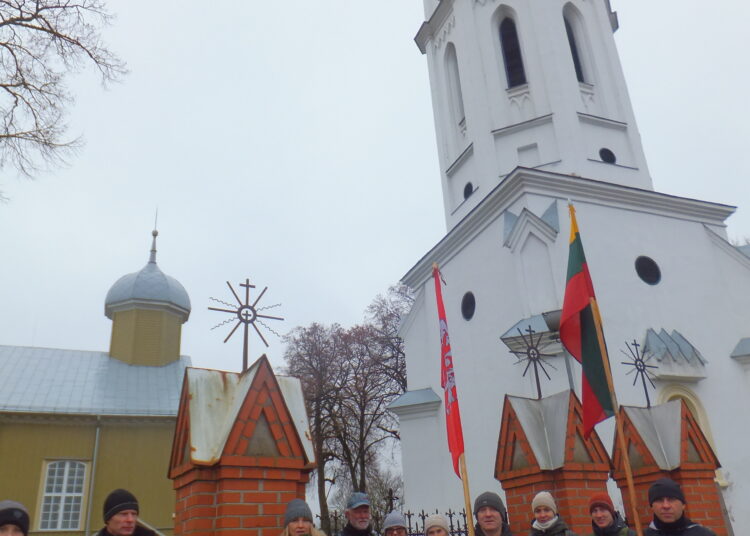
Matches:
[612,400,729,536]
[495,391,611,535]
[169,356,314,536]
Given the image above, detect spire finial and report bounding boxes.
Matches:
[149,209,159,264]
[149,228,158,264]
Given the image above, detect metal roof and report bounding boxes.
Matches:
[507,390,569,470]
[104,232,191,320]
[185,364,314,465]
[0,345,190,416]
[623,401,682,470]
[731,337,750,361]
[388,388,441,409]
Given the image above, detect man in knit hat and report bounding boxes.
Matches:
[96,489,154,536]
[645,478,716,536]
[473,491,513,536]
[0,501,29,536]
[586,492,634,536]
[382,510,407,536]
[337,492,376,536]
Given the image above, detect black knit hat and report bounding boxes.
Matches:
[103,489,139,522]
[0,501,29,536]
[473,491,507,521]
[648,478,686,505]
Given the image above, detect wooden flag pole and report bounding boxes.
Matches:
[459,453,476,536]
[590,298,643,536]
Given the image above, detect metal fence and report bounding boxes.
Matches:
[319,508,471,536]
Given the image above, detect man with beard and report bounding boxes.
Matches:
[337,493,376,536]
[645,479,716,536]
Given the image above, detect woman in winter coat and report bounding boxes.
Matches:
[280,499,327,536]
[528,492,578,536]
[587,493,635,536]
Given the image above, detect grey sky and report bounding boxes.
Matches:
[0,0,747,374]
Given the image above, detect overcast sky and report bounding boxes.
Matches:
[0,0,747,374]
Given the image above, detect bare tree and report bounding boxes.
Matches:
[366,284,413,392]
[283,322,347,535]
[0,0,126,178]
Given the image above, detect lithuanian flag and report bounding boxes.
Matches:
[559,204,614,438]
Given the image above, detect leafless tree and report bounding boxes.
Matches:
[0,0,126,179]
[283,322,347,535]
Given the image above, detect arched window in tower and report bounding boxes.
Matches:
[499,17,526,88]
[562,4,591,85]
[445,43,466,133]
[564,17,585,83]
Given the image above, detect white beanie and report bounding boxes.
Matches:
[531,491,557,514]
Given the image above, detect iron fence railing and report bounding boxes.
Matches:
[318,508,471,536]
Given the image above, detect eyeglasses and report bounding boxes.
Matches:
[385,528,407,536]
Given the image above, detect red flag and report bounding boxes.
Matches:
[432,264,465,477]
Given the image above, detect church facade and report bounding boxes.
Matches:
[392,0,748,528]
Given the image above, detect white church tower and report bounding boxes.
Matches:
[392,0,749,528]
[417,0,651,228]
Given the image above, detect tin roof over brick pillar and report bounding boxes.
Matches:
[612,399,730,535]
[168,356,315,536]
[495,390,611,535]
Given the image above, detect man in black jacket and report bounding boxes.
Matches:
[645,478,716,536]
[96,489,155,536]
[473,491,514,536]
[337,492,376,536]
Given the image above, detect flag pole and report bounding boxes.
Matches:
[459,454,476,536]
[590,298,643,536]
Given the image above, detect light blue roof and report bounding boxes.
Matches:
[104,231,191,320]
[0,345,190,416]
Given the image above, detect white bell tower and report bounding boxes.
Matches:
[416,0,652,228]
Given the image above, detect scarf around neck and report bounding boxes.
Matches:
[532,515,559,531]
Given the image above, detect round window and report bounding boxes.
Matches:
[463,182,473,200]
[461,292,476,320]
[599,148,617,164]
[635,256,661,285]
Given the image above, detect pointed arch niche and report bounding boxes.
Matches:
[657,384,728,487]
[444,42,467,137]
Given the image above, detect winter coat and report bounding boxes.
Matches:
[96,525,155,536]
[529,516,578,536]
[337,523,378,536]
[644,516,717,536]
[476,520,515,536]
[586,513,635,536]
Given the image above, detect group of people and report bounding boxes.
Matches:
[0,477,715,536]
[279,477,715,536]
[0,489,154,536]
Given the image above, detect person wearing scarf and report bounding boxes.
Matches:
[586,493,634,536]
[645,479,716,536]
[528,492,578,536]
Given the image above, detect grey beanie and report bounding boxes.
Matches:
[285,499,313,527]
[383,510,407,531]
[0,501,29,536]
[473,491,507,521]
[424,514,449,534]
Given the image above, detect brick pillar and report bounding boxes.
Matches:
[169,356,314,536]
[612,400,730,536]
[495,391,611,535]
